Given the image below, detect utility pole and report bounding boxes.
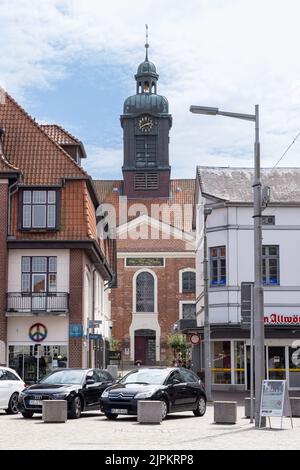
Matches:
[253,105,265,427]
[203,207,212,401]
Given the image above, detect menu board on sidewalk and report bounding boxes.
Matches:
[259,380,292,428]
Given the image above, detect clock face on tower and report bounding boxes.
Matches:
[138,115,154,132]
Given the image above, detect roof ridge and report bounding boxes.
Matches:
[6,93,89,179]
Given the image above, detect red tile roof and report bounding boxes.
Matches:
[40,124,80,146]
[93,178,195,232]
[0,92,89,184]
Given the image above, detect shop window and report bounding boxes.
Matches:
[262,245,279,285]
[212,341,231,384]
[210,246,226,286]
[182,271,196,293]
[289,346,300,388]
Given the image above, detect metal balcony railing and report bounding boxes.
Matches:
[7,292,69,313]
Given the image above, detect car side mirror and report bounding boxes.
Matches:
[86,378,95,386]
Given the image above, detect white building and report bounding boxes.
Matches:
[194,166,300,391]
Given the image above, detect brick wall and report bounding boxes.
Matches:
[69,249,84,367]
[111,255,195,365]
[0,181,8,365]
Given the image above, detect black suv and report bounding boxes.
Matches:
[18,368,114,419]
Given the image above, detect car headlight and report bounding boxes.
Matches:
[20,390,27,398]
[101,390,109,398]
[52,393,67,399]
[135,390,156,399]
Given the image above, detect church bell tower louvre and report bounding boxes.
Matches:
[121,26,172,198]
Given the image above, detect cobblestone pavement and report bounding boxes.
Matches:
[0,402,299,450]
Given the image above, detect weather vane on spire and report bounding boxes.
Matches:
[145,24,149,61]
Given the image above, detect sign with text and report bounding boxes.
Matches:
[69,323,83,338]
[109,350,122,361]
[260,380,292,425]
[241,282,254,330]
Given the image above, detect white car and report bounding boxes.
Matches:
[0,367,26,414]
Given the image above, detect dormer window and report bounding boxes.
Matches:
[22,189,58,230]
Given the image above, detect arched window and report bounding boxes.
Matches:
[182,270,196,293]
[136,272,155,312]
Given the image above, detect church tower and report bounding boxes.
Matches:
[121,28,172,198]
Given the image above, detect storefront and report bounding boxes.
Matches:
[7,316,69,384]
[210,338,300,391]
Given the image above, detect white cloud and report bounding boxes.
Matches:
[2,0,300,177]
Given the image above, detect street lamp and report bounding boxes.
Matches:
[203,207,212,401]
[190,104,264,428]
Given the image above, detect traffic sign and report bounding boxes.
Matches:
[189,333,200,345]
[89,334,102,341]
[88,320,102,327]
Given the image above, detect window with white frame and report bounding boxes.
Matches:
[210,246,226,286]
[21,256,57,293]
[136,271,155,312]
[22,189,57,229]
[262,245,279,285]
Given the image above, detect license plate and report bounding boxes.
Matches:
[111,408,128,414]
[29,400,42,406]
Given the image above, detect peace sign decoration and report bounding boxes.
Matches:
[29,323,48,342]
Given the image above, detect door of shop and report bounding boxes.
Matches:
[267,346,286,380]
[8,345,68,384]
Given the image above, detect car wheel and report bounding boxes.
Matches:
[105,412,118,420]
[5,392,19,415]
[161,398,168,420]
[69,396,82,419]
[193,396,206,417]
[21,411,34,419]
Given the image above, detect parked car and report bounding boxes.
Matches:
[0,367,26,414]
[100,367,207,420]
[18,368,115,419]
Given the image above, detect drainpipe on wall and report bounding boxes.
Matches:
[91,267,96,368]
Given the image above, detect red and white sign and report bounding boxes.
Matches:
[264,313,300,325]
[189,333,200,345]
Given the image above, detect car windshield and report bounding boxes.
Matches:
[40,370,86,385]
[120,369,169,385]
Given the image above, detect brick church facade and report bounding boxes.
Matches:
[94,42,196,366]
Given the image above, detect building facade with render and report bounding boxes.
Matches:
[0,92,115,383]
[195,166,300,391]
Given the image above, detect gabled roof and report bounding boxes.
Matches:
[0,92,89,184]
[197,166,300,203]
[117,214,195,244]
[93,178,195,232]
[40,124,87,158]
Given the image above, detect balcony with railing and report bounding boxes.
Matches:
[7,292,69,314]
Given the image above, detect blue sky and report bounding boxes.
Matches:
[1,0,300,179]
